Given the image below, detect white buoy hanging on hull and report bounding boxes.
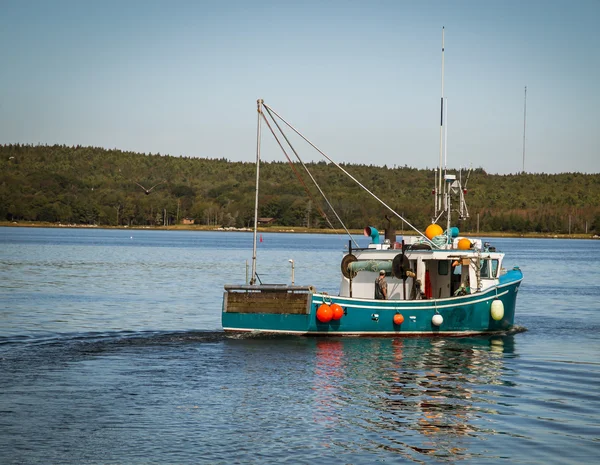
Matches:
[432,314,443,326]
[491,299,505,321]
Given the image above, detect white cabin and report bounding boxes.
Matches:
[339,236,505,301]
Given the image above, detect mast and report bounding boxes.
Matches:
[444,98,448,175]
[444,98,451,236]
[250,99,263,285]
[522,86,527,173]
[436,27,445,218]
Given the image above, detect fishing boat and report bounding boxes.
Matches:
[222,31,523,336]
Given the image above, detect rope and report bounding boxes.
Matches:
[431,234,448,248]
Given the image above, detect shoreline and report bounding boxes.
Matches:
[1,221,597,240]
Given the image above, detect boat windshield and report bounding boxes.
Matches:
[480,259,499,279]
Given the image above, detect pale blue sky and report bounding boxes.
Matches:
[1,0,598,174]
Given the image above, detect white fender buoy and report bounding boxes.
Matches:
[490,338,504,353]
[491,299,504,321]
[432,314,443,326]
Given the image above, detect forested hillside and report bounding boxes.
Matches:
[1,144,599,234]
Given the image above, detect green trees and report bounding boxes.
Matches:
[1,143,599,234]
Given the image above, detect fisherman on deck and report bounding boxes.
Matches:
[375,270,388,300]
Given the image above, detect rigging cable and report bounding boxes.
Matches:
[263,103,436,248]
[262,106,359,248]
[259,111,339,235]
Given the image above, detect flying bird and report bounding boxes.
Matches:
[134,180,166,195]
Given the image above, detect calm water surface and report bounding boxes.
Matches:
[1,228,599,464]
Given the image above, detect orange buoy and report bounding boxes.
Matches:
[457,238,471,250]
[316,304,333,323]
[393,313,404,325]
[330,303,344,320]
[425,223,443,240]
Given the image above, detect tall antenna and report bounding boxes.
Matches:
[436,27,445,217]
[522,86,527,173]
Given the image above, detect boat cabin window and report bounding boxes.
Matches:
[438,260,449,276]
[491,259,499,277]
[480,259,499,279]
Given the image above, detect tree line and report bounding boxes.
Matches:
[1,144,599,235]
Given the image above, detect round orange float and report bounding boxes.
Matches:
[316,304,333,323]
[393,313,404,325]
[457,238,472,250]
[425,223,443,240]
[330,303,344,320]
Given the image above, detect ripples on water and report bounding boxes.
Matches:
[1,229,599,464]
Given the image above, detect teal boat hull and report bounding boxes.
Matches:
[222,269,523,336]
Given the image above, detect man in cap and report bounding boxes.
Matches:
[374,270,388,300]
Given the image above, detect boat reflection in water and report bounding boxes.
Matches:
[311,336,515,461]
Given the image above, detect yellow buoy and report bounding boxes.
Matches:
[425,224,443,240]
[491,299,504,321]
[457,238,472,250]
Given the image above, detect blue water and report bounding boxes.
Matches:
[1,227,599,464]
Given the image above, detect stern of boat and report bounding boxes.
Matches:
[222,285,316,333]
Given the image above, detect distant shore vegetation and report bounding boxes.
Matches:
[2,144,600,236]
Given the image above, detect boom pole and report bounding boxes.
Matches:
[250,99,263,285]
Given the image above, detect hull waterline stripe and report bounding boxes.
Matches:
[312,289,512,310]
[222,327,506,336]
